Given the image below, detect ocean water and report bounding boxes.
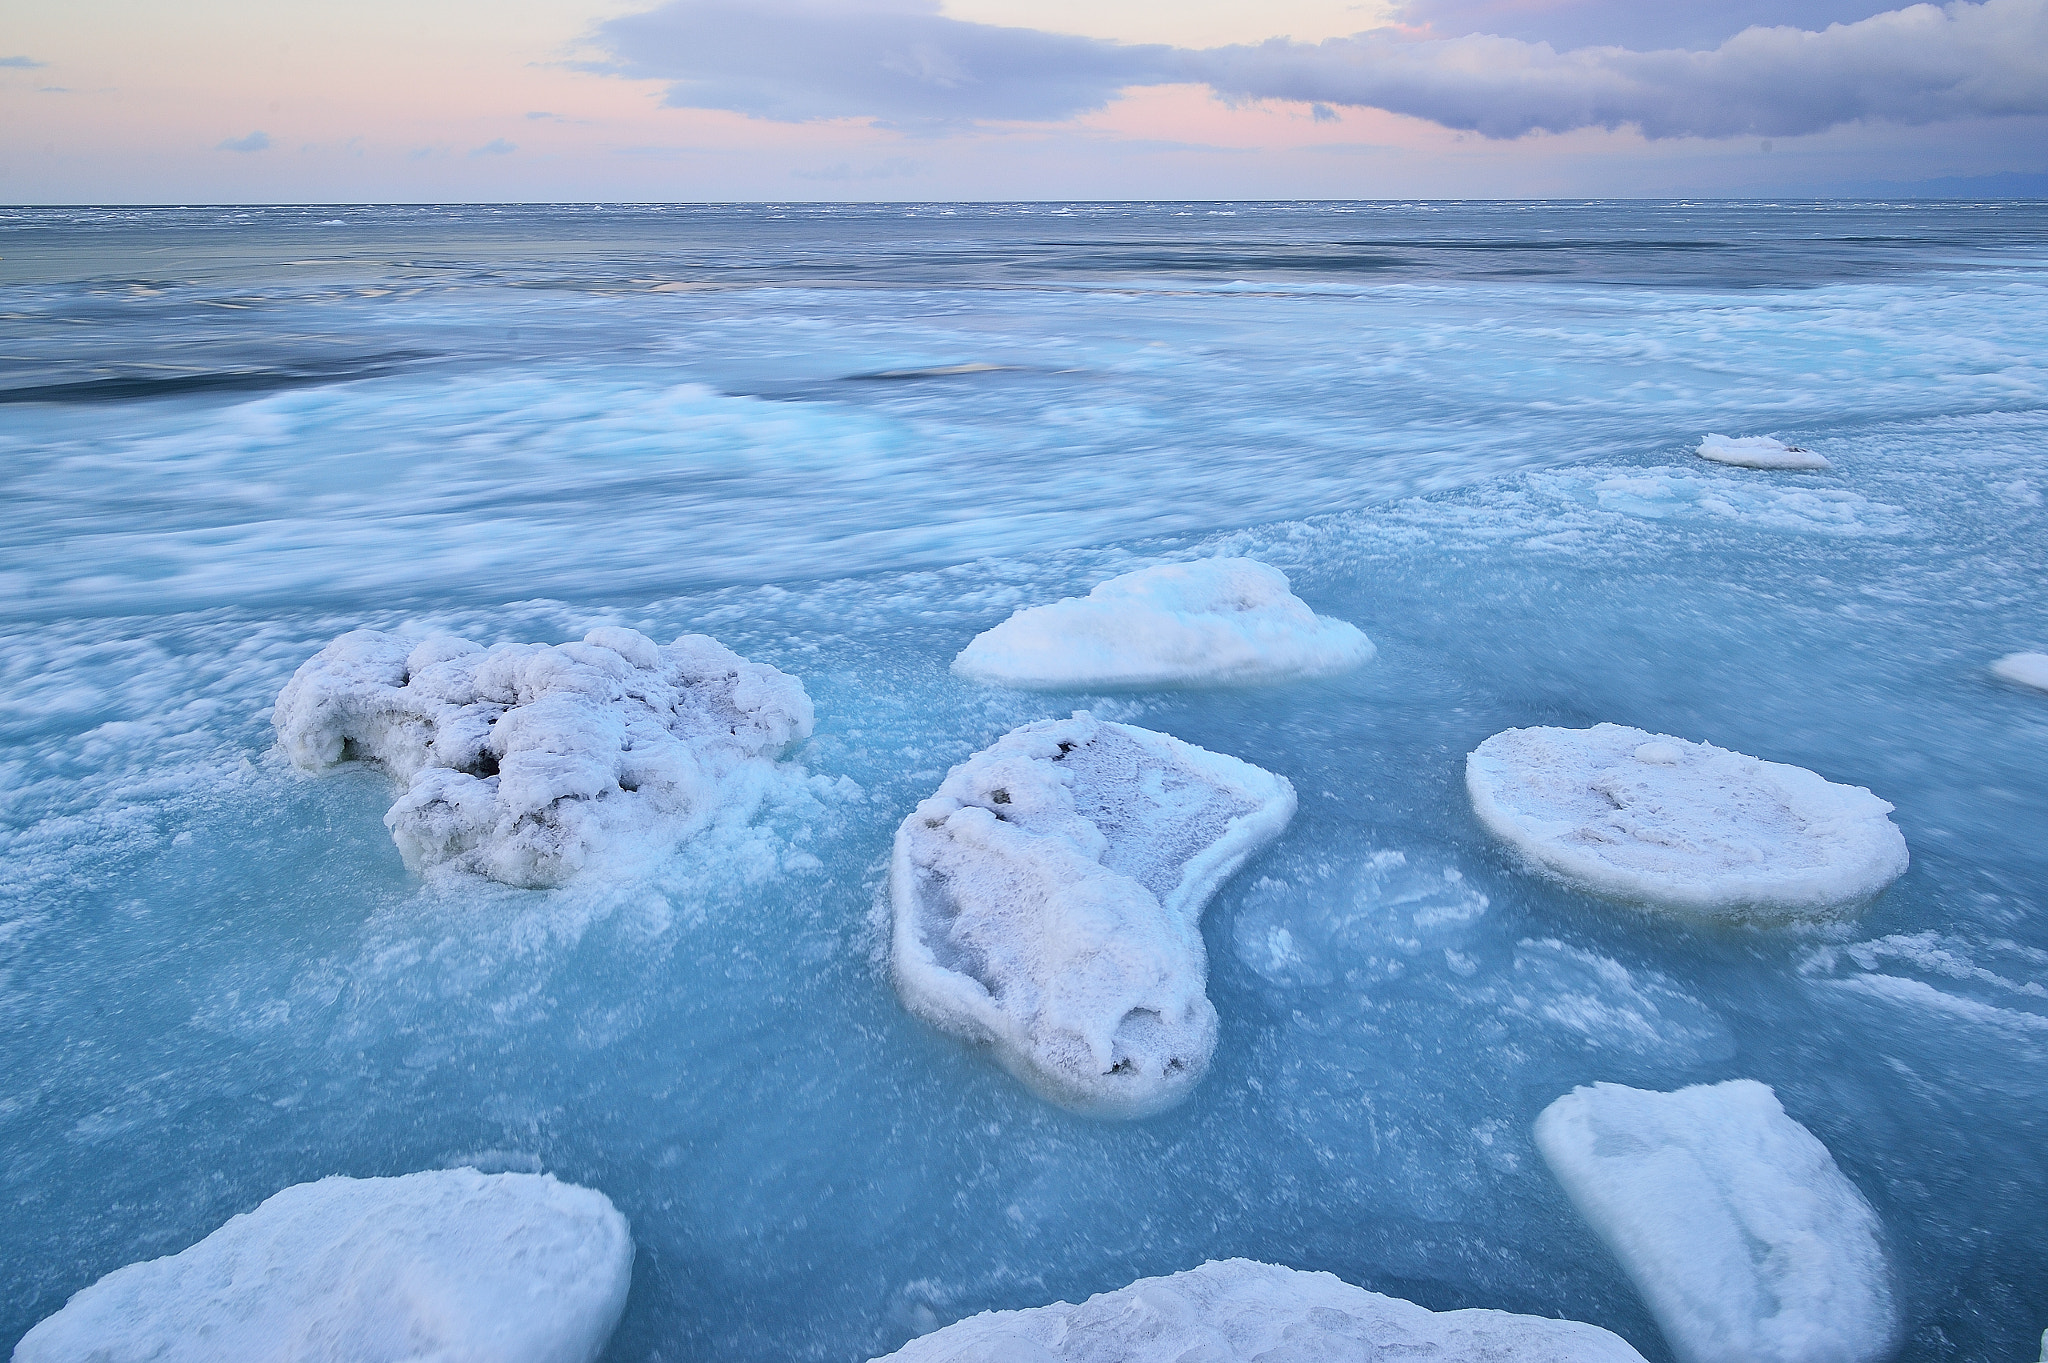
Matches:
[2,201,2045,1360]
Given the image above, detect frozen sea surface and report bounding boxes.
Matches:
[2,202,2046,1361]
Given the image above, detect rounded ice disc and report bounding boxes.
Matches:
[1466,723,1908,921]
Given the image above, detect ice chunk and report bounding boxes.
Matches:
[1696,434,1833,470]
[1466,724,1908,920]
[872,1258,1649,1362]
[889,713,1295,1117]
[1991,651,2048,693]
[1534,1081,1895,1363]
[15,1168,633,1363]
[952,558,1372,690]
[274,626,814,886]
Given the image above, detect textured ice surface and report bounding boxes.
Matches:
[873,1259,1649,1362]
[1466,724,1909,920]
[275,626,814,886]
[1993,652,2048,693]
[952,559,1373,690]
[1535,1081,1895,1363]
[1696,434,1833,470]
[14,1169,632,1363]
[890,713,1294,1116]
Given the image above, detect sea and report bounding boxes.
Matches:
[3,201,2045,1360]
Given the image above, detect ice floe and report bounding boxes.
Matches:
[952,558,1372,690]
[274,626,814,887]
[1696,434,1833,470]
[872,1258,1649,1362]
[14,1168,633,1363]
[1466,724,1909,920]
[889,712,1294,1116]
[1992,651,2048,693]
[1535,1081,1894,1363]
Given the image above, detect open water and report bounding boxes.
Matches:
[2,201,2045,1360]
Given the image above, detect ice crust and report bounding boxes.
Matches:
[1534,1081,1895,1363]
[1992,651,2048,693]
[889,713,1295,1116]
[274,626,814,886]
[1466,724,1908,920]
[14,1168,633,1363]
[952,559,1373,689]
[871,1259,1649,1362]
[1696,434,1833,470]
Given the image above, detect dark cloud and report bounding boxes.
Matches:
[593,0,1175,124]
[0,55,47,69]
[592,0,2048,141]
[1194,0,2048,139]
[217,131,271,153]
[1389,0,1902,51]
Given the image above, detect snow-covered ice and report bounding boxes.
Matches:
[1466,724,1909,920]
[1534,1081,1895,1363]
[274,626,814,886]
[951,559,1373,690]
[871,1259,1649,1362]
[1696,434,1833,470]
[889,713,1295,1116]
[13,1168,633,1363]
[1992,652,2048,693]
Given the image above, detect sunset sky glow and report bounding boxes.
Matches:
[3,0,2044,201]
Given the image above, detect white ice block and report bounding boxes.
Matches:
[953,558,1372,689]
[1467,724,1908,920]
[15,1169,633,1363]
[890,713,1294,1116]
[871,1258,1649,1362]
[275,625,813,886]
[1535,1080,1895,1363]
[1991,652,2048,693]
[1696,434,1833,470]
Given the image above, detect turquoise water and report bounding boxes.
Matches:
[3,202,2045,1360]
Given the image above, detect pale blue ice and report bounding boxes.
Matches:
[2,202,2045,1361]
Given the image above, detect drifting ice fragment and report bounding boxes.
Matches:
[275,626,813,887]
[890,713,1294,1117]
[952,558,1372,689]
[1466,724,1908,920]
[872,1258,1649,1362]
[1991,652,2048,693]
[1695,434,1833,470]
[1535,1081,1895,1363]
[15,1169,633,1363]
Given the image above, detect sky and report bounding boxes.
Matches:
[2,0,2044,202]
